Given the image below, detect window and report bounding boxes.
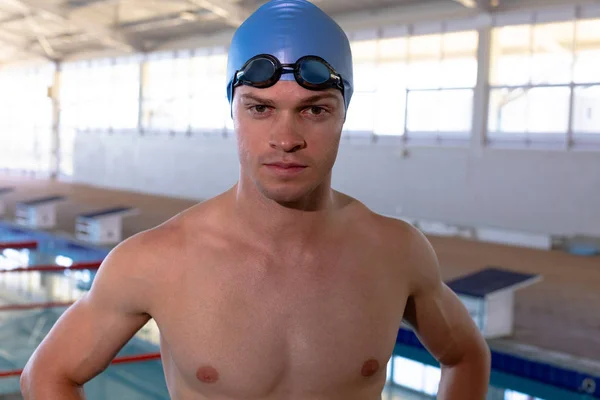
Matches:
[488,87,570,134]
[142,56,177,131]
[489,19,600,146]
[60,56,140,176]
[189,50,229,132]
[372,54,407,136]
[0,63,54,173]
[111,60,141,130]
[573,85,600,134]
[344,30,477,141]
[442,31,479,88]
[406,31,477,140]
[531,23,573,85]
[61,58,140,132]
[140,48,229,134]
[407,89,474,133]
[344,39,379,134]
[574,19,600,84]
[573,19,600,142]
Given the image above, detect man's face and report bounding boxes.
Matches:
[232,81,345,205]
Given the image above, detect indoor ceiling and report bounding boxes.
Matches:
[0,0,493,64]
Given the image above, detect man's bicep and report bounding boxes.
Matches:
[400,227,483,367]
[29,293,151,385]
[24,240,153,385]
[403,281,481,366]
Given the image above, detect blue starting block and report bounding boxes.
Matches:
[0,187,14,217]
[15,195,67,229]
[75,206,139,245]
[447,267,542,338]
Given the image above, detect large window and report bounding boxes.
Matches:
[573,19,600,137]
[488,19,600,146]
[141,47,231,134]
[344,29,478,142]
[60,55,141,175]
[0,63,55,173]
[189,48,232,133]
[142,53,186,132]
[61,56,140,132]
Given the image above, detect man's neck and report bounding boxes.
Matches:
[229,181,338,248]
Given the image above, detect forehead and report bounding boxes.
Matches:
[235,81,343,105]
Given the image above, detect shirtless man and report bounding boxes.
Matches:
[20,1,490,399]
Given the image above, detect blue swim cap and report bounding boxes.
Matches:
[226,0,353,111]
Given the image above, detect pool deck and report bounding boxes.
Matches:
[1,172,599,373]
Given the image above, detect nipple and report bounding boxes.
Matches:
[196,366,220,384]
[361,359,380,377]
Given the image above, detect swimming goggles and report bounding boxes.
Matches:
[231,54,344,95]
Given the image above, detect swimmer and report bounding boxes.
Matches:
[20,1,490,399]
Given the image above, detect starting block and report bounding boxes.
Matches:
[0,187,14,217]
[447,267,542,339]
[15,195,67,229]
[75,206,139,245]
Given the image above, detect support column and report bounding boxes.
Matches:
[138,57,147,134]
[471,22,492,151]
[49,61,61,179]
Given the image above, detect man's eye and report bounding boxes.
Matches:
[308,106,325,115]
[252,105,268,113]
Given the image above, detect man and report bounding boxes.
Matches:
[20,0,490,399]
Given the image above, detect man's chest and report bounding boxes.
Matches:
[152,248,408,397]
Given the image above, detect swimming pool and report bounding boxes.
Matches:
[0,221,598,399]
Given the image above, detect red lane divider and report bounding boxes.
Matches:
[0,240,38,251]
[0,260,103,274]
[0,370,21,378]
[0,301,75,312]
[110,352,162,365]
[0,352,162,378]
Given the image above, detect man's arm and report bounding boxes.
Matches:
[401,226,491,399]
[20,233,158,399]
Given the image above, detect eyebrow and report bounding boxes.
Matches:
[239,93,276,106]
[297,92,341,106]
[239,92,341,107]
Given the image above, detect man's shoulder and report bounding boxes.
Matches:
[357,210,440,290]
[371,213,420,238]
[347,206,423,245]
[85,197,228,311]
[115,198,223,259]
[376,215,434,259]
[99,224,183,280]
[335,193,424,244]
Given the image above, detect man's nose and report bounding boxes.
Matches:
[269,114,307,153]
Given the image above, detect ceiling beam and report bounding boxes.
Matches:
[118,10,217,33]
[18,7,59,59]
[187,0,250,27]
[451,0,492,11]
[26,15,56,58]
[0,29,54,59]
[0,35,27,53]
[452,0,477,7]
[0,13,28,25]
[7,0,136,52]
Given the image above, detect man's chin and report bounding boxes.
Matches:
[261,188,305,205]
[256,184,313,207]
